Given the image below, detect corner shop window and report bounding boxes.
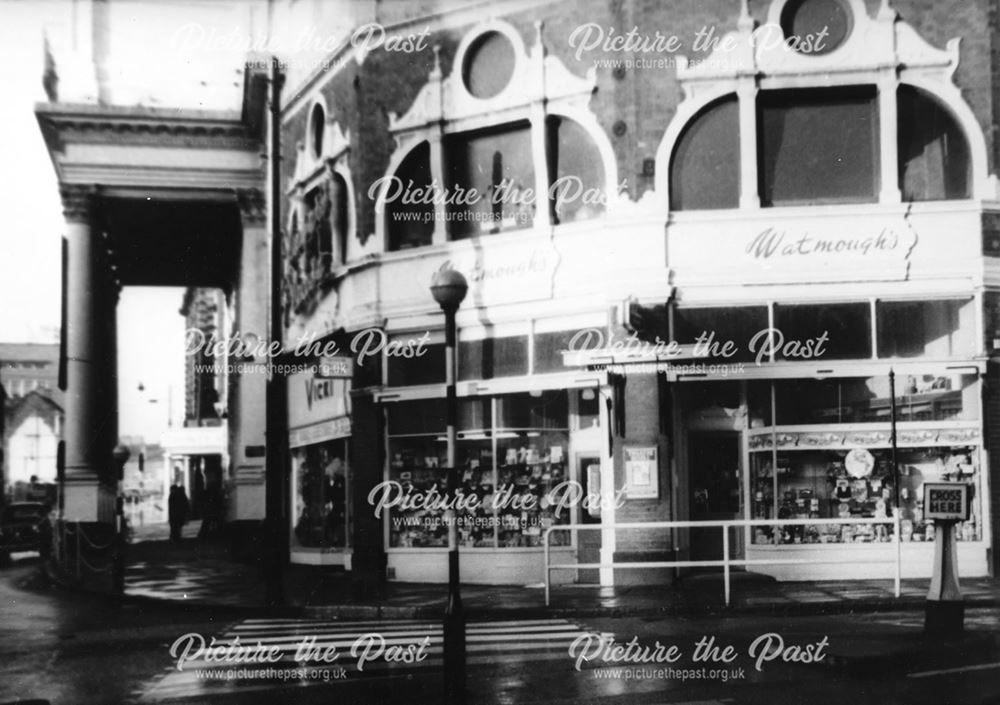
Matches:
[750,446,980,545]
[446,122,535,238]
[291,439,348,549]
[772,302,871,360]
[670,95,739,211]
[385,392,572,549]
[672,306,769,363]
[496,390,568,430]
[386,142,434,251]
[533,329,585,374]
[768,375,978,424]
[876,299,974,358]
[898,85,970,201]
[459,336,529,381]
[758,87,878,206]
[385,340,445,387]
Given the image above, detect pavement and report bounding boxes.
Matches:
[96,522,1000,620]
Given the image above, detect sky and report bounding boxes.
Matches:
[0,0,358,439]
[0,1,65,344]
[0,0,256,440]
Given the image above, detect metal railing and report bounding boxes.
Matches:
[543,515,903,606]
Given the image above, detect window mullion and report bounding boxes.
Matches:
[529,103,553,228]
[429,130,448,245]
[737,79,760,209]
[878,73,901,204]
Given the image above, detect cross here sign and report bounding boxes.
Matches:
[923,483,969,521]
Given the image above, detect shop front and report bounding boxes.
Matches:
[375,320,609,585]
[644,0,999,581]
[658,296,991,580]
[287,366,352,566]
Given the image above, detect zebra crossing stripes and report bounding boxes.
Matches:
[138,617,604,702]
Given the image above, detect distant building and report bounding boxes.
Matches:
[0,343,61,404]
[3,391,62,499]
[180,287,229,426]
[162,287,229,523]
[1,343,63,502]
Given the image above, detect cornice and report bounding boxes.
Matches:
[36,102,260,154]
[59,183,96,223]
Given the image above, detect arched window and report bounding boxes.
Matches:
[670,96,740,211]
[310,103,325,158]
[386,142,434,251]
[330,171,349,264]
[898,86,971,201]
[548,116,606,224]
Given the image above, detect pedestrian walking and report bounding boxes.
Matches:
[168,484,189,543]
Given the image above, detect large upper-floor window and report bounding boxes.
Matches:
[386,142,434,251]
[672,84,971,210]
[445,122,535,239]
[758,86,878,206]
[386,114,606,250]
[898,86,971,201]
[669,96,740,211]
[666,0,977,212]
[383,21,610,251]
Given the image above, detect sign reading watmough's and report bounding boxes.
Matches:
[923,483,969,521]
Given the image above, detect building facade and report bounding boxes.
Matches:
[274,0,1000,584]
[1,344,62,502]
[36,0,1000,591]
[0,343,60,401]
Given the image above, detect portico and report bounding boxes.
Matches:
[35,99,269,590]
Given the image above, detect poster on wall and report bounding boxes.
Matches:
[624,446,659,499]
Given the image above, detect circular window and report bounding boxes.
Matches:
[310,103,325,158]
[780,0,852,56]
[462,31,516,99]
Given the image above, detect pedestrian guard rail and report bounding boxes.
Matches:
[543,516,902,606]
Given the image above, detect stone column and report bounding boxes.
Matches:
[228,188,268,521]
[60,185,117,523]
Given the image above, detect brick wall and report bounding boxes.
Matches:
[282,0,1000,250]
[612,372,673,557]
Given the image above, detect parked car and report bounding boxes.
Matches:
[0,502,53,562]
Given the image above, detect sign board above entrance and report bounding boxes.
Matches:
[668,207,981,286]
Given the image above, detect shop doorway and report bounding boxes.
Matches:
[688,431,743,565]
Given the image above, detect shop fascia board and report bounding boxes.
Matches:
[373,370,608,403]
[671,359,987,382]
[561,350,985,380]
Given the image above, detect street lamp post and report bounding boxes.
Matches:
[430,268,468,705]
